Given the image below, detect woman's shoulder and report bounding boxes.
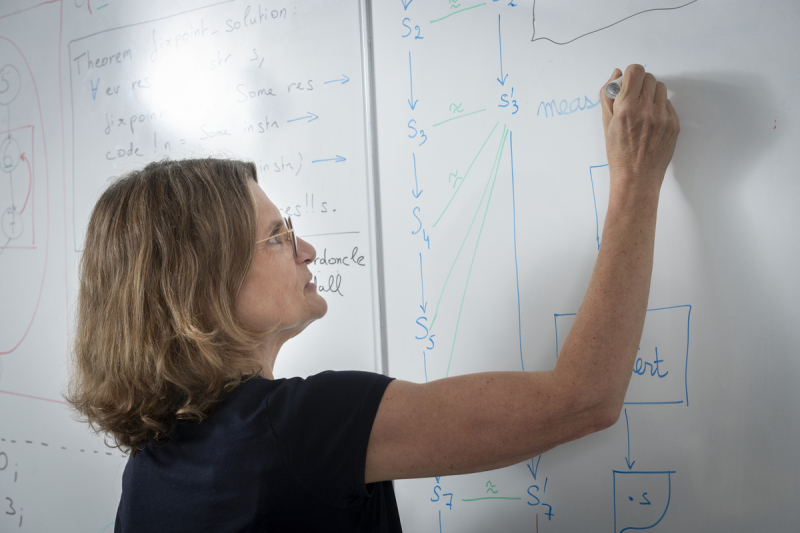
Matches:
[263,370,394,433]
[265,370,394,405]
[213,370,389,414]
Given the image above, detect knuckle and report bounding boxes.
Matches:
[628,64,645,75]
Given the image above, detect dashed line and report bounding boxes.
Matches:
[1,436,127,458]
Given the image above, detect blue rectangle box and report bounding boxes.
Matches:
[554,305,692,406]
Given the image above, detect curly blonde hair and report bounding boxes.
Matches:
[67,158,265,456]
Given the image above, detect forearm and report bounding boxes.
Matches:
[367,186,662,483]
[366,66,679,484]
[554,181,660,421]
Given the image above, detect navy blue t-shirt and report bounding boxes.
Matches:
[115,371,401,532]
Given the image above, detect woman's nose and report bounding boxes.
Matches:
[295,236,316,265]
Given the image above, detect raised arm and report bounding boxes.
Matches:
[365,64,680,484]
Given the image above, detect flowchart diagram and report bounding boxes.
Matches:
[0,34,49,357]
[382,0,700,530]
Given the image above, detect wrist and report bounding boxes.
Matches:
[608,176,661,212]
[604,185,660,232]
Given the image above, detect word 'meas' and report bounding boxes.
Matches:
[537,95,600,118]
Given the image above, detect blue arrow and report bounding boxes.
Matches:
[408,52,418,110]
[402,0,413,10]
[287,112,318,123]
[625,408,635,470]
[311,155,346,163]
[412,153,422,198]
[323,75,349,85]
[527,455,542,480]
[496,15,508,86]
[419,252,427,313]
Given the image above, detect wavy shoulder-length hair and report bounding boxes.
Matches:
[67,158,266,456]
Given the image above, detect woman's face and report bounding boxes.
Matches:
[236,181,327,341]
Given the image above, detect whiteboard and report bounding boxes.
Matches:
[373,0,800,531]
[1,0,799,531]
[0,0,382,531]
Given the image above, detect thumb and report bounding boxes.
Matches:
[600,68,622,130]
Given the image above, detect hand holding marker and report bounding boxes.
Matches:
[600,65,679,194]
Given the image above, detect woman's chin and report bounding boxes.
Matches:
[311,292,328,318]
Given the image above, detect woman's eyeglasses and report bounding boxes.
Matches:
[255,217,297,258]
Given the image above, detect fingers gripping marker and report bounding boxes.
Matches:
[605,76,623,99]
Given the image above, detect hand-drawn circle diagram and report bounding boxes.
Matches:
[2,207,23,240]
[1,137,22,173]
[0,38,50,357]
[0,64,21,105]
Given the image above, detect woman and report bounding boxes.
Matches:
[68,65,679,531]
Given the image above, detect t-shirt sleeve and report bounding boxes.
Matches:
[266,370,394,508]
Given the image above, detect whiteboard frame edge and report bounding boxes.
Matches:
[359,0,389,376]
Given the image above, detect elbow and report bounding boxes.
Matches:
[558,392,622,442]
[551,371,625,439]
[596,397,625,432]
[561,398,619,445]
[573,391,624,436]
